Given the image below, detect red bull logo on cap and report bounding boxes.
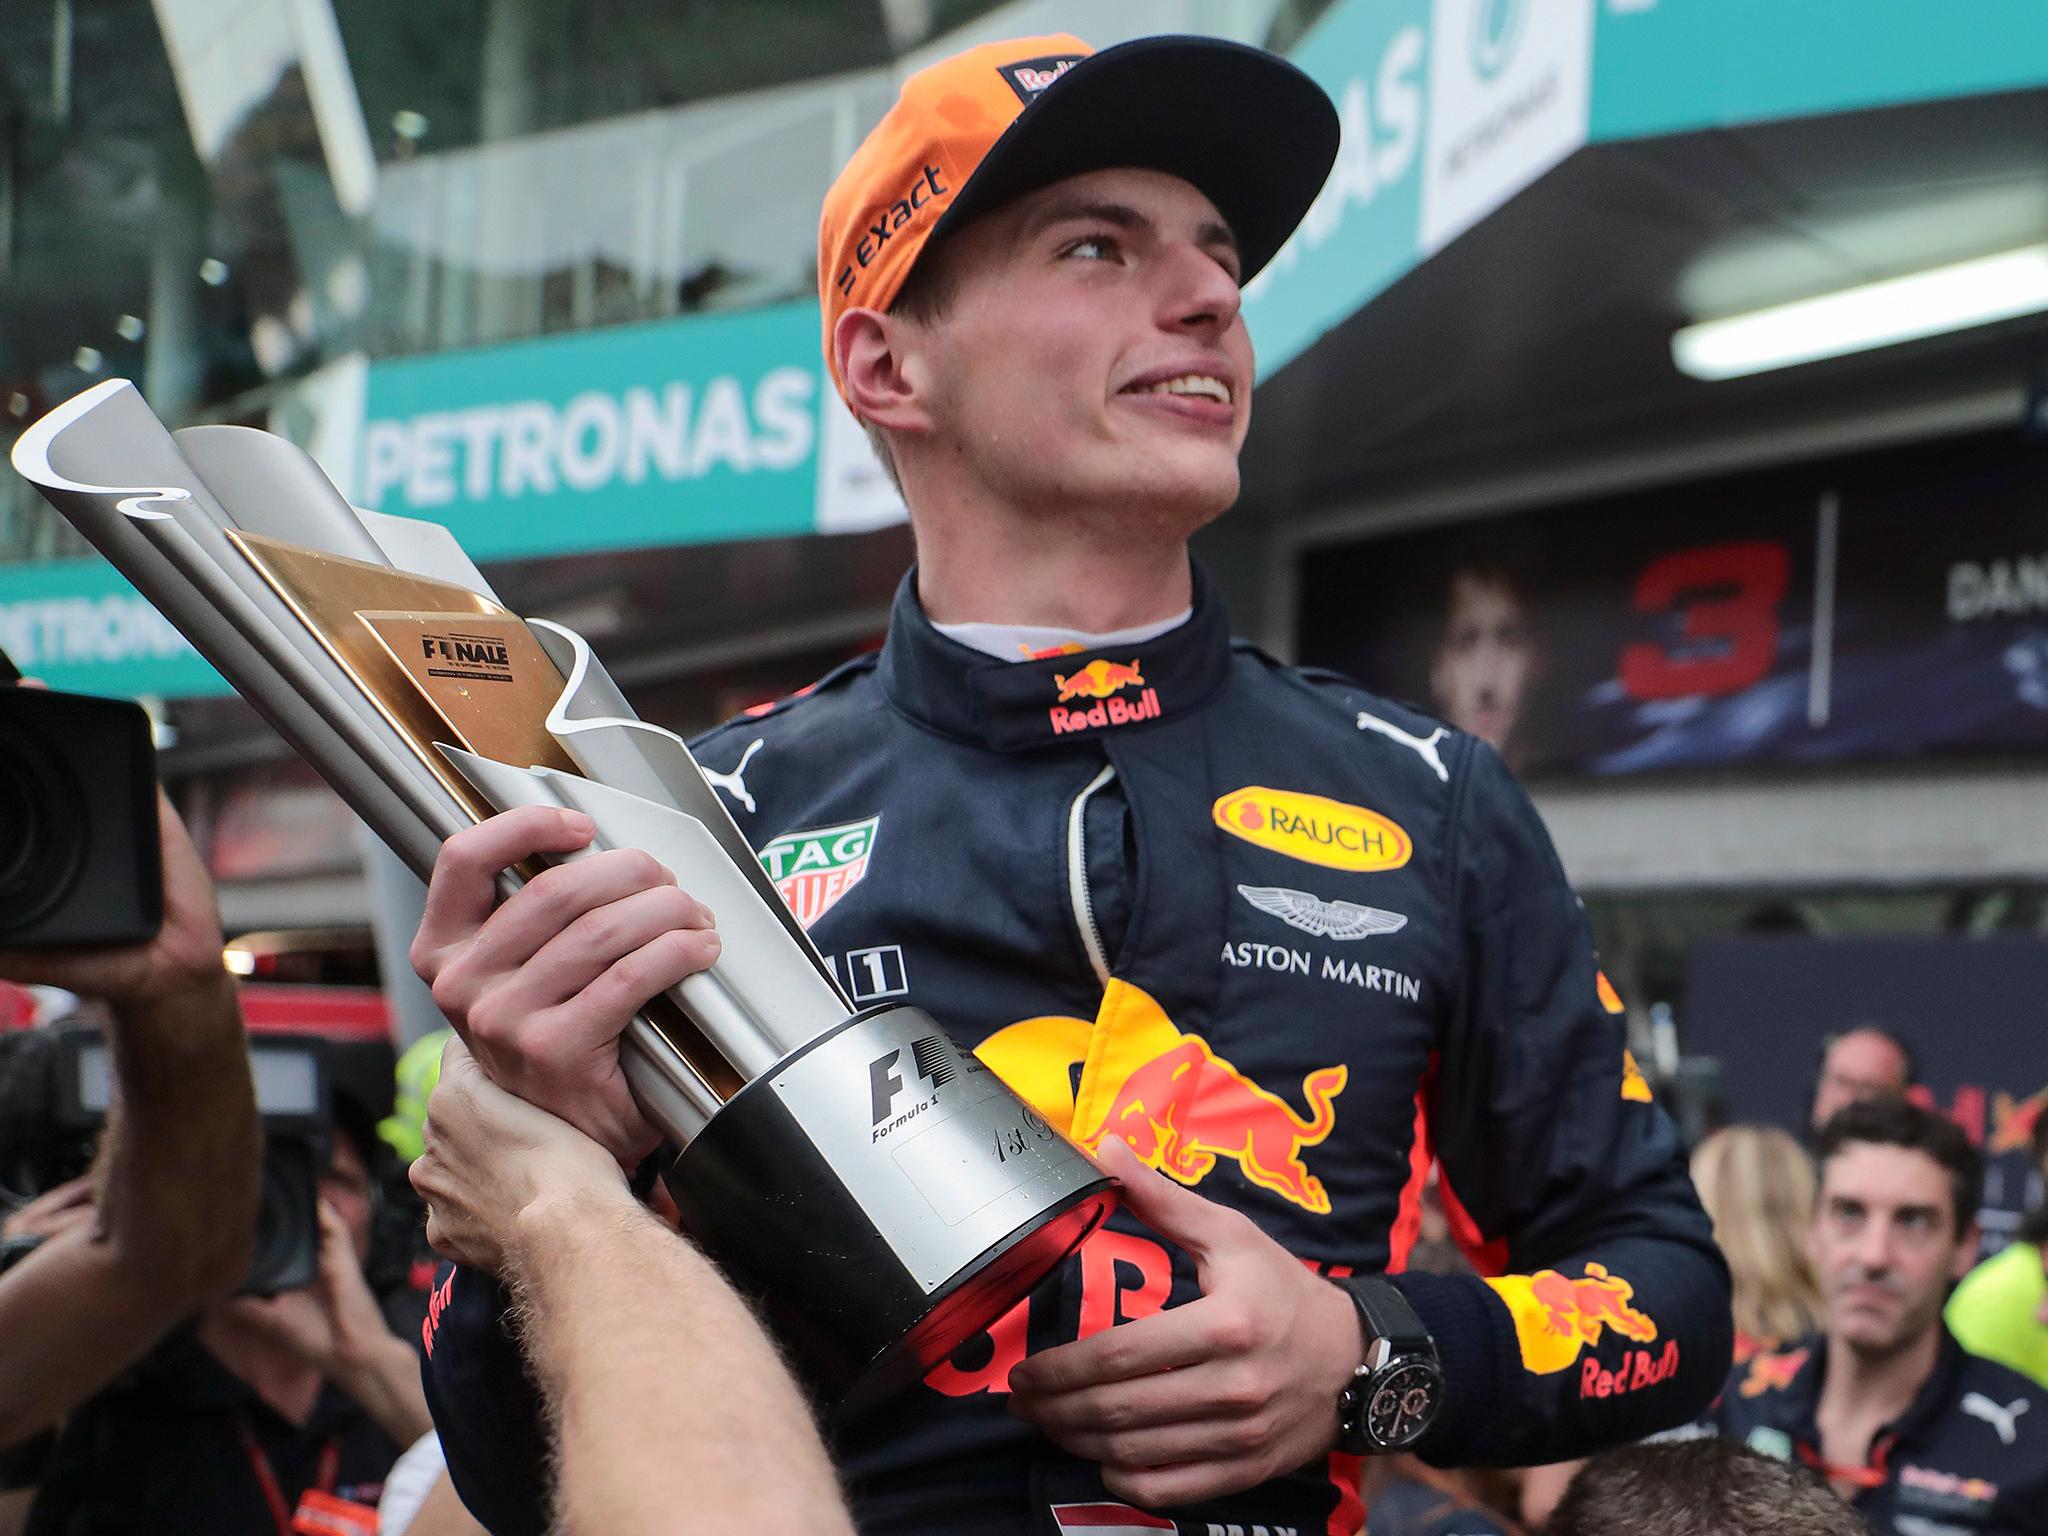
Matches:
[975,981,1347,1215]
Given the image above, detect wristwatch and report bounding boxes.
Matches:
[1333,1275,1445,1453]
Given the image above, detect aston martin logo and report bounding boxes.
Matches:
[1236,885,1409,941]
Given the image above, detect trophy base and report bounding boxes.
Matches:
[664,1003,1117,1410]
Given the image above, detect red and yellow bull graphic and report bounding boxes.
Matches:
[1739,1346,1808,1398]
[1488,1262,1669,1397]
[1212,787,1412,873]
[1055,658,1145,701]
[976,981,1347,1215]
[1049,658,1161,735]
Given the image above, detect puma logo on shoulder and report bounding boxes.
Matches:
[702,738,764,814]
[1355,709,1450,783]
[1961,1391,2029,1445]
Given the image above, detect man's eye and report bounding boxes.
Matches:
[1064,235,1118,262]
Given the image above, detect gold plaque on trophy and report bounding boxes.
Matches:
[226,530,579,821]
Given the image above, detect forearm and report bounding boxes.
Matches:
[507,1198,852,1536]
[1393,1233,1733,1466]
[335,1331,435,1448]
[97,973,261,1291]
[0,977,260,1445]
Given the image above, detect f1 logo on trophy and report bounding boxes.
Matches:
[10,380,1116,1408]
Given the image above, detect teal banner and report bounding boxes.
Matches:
[1590,0,2048,142]
[13,0,2048,700]
[0,558,229,699]
[1241,0,1432,382]
[358,300,842,560]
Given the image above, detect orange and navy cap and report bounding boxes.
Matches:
[818,33,1340,400]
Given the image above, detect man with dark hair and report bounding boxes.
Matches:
[1546,1440,1872,1536]
[1810,1028,1918,1139]
[1710,1099,2048,1535]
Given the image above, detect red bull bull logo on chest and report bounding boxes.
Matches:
[975,981,1348,1216]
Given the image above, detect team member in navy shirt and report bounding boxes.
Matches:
[1711,1099,2048,1535]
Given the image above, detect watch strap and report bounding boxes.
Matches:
[1340,1275,1432,1359]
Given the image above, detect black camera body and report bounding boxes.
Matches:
[1,1025,330,1295]
[0,683,162,948]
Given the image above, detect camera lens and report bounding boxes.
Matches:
[0,734,87,941]
[242,1138,321,1296]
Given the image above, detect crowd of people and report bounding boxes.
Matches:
[2,27,2046,1536]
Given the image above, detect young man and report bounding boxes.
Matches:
[1710,1099,2048,1535]
[414,33,1731,1535]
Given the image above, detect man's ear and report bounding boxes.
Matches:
[835,308,929,434]
[1951,1221,1983,1282]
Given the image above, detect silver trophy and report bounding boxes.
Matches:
[11,380,1115,1406]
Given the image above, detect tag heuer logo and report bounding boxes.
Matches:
[757,815,880,929]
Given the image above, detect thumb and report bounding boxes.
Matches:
[1094,1134,1233,1257]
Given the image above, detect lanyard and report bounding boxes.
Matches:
[232,1411,342,1536]
[1797,1434,1894,1492]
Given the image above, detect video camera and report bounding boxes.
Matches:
[0,647,162,949]
[0,1024,330,1294]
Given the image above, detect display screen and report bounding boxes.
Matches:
[75,1040,320,1116]
[1296,431,2048,777]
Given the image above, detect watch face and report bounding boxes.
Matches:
[1364,1360,1440,1448]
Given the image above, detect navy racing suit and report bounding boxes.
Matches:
[423,566,1732,1535]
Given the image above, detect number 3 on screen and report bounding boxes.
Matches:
[1618,540,1790,701]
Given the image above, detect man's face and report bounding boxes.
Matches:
[1812,1031,1912,1133]
[1430,571,1531,751]
[898,166,1252,529]
[1810,1142,1974,1359]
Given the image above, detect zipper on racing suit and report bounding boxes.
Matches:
[1065,762,1116,985]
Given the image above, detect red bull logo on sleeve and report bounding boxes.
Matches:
[975,981,1347,1215]
[1487,1262,1660,1379]
[1049,658,1161,735]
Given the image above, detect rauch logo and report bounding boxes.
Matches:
[1212,787,1412,873]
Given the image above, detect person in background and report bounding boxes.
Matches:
[409,1036,853,1536]
[1947,1107,2048,1390]
[18,1097,431,1534]
[1708,1099,2048,1536]
[1543,1440,1873,1536]
[1695,1125,1828,1362]
[1810,1028,1916,1141]
[1428,562,1537,773]
[0,788,260,1451]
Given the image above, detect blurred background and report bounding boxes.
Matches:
[3,0,2046,1243]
